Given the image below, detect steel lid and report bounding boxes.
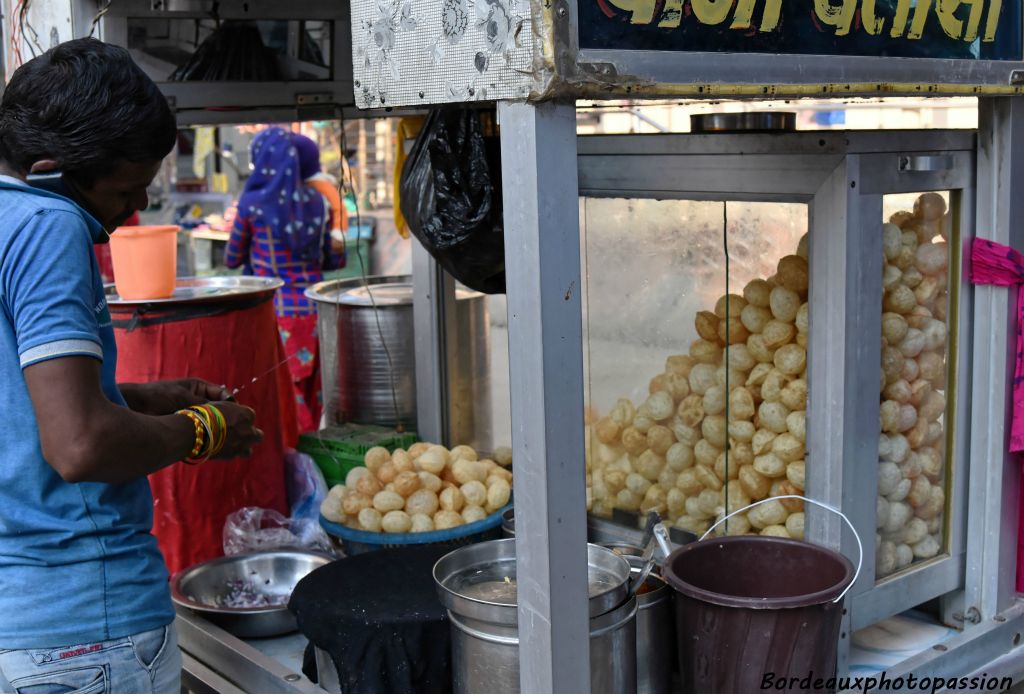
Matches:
[105,276,283,306]
[306,275,481,307]
[434,539,630,620]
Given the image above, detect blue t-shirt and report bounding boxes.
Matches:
[0,178,173,648]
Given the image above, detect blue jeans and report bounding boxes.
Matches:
[0,624,180,694]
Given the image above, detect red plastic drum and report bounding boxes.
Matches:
[111,288,298,574]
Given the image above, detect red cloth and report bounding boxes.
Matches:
[277,314,321,433]
[968,237,1024,593]
[112,297,299,575]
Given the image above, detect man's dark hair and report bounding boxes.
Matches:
[0,38,176,185]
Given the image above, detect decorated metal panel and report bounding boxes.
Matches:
[349,0,536,108]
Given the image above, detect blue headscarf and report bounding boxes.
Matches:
[238,127,326,261]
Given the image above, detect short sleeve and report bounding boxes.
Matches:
[2,210,102,368]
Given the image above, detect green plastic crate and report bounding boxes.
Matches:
[298,423,418,488]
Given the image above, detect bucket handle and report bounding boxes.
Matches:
[698,495,863,604]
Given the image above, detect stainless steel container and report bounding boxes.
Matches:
[434,538,636,693]
[306,276,490,445]
[626,557,675,694]
[170,550,333,638]
[501,511,643,559]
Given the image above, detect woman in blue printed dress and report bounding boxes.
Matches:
[225,127,343,432]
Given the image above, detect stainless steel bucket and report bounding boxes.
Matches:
[434,539,637,694]
[305,276,489,446]
[626,557,675,694]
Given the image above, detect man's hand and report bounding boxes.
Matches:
[121,378,232,416]
[215,402,264,459]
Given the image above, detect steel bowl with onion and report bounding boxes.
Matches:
[171,550,333,638]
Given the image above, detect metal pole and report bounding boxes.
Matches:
[498,99,590,694]
[412,238,455,445]
[965,97,1024,621]
[806,155,881,673]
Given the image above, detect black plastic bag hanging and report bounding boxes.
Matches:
[399,108,505,294]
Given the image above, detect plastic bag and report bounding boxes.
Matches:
[286,451,329,523]
[399,108,506,294]
[223,507,333,556]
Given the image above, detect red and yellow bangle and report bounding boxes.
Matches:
[176,404,231,464]
[191,405,226,458]
[188,404,228,460]
[177,409,208,462]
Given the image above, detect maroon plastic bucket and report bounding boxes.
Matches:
[663,536,854,694]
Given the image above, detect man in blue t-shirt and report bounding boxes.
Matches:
[0,39,263,693]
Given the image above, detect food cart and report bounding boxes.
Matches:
[5,0,1024,690]
[343,0,1024,689]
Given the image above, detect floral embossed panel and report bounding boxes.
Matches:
[351,0,535,108]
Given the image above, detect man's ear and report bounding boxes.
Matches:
[28,160,60,174]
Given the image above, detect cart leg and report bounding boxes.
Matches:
[499,100,591,694]
[965,97,1024,621]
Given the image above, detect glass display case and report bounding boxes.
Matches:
[100,0,354,123]
[575,129,976,659]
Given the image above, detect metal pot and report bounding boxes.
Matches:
[626,556,675,694]
[434,538,636,693]
[501,513,643,559]
[306,276,490,445]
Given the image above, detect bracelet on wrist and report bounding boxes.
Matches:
[189,405,226,460]
[177,408,213,464]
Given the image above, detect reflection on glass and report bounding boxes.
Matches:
[127,18,333,81]
[875,192,954,580]
[487,294,512,451]
[581,198,810,540]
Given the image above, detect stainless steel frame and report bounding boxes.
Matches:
[571,49,1024,97]
[498,100,592,694]
[963,98,1024,625]
[176,611,322,694]
[575,131,977,672]
[99,0,354,120]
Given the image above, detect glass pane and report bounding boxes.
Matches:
[582,197,810,541]
[127,18,333,81]
[875,192,955,580]
[457,293,511,456]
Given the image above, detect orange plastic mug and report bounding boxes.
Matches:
[108,225,179,300]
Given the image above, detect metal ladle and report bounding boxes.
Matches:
[628,513,671,598]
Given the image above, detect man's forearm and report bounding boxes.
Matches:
[27,359,197,484]
[81,403,196,483]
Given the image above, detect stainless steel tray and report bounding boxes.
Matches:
[105,276,283,306]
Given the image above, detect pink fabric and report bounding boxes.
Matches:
[1021,474,1024,593]
[969,238,1024,452]
[968,237,1024,593]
